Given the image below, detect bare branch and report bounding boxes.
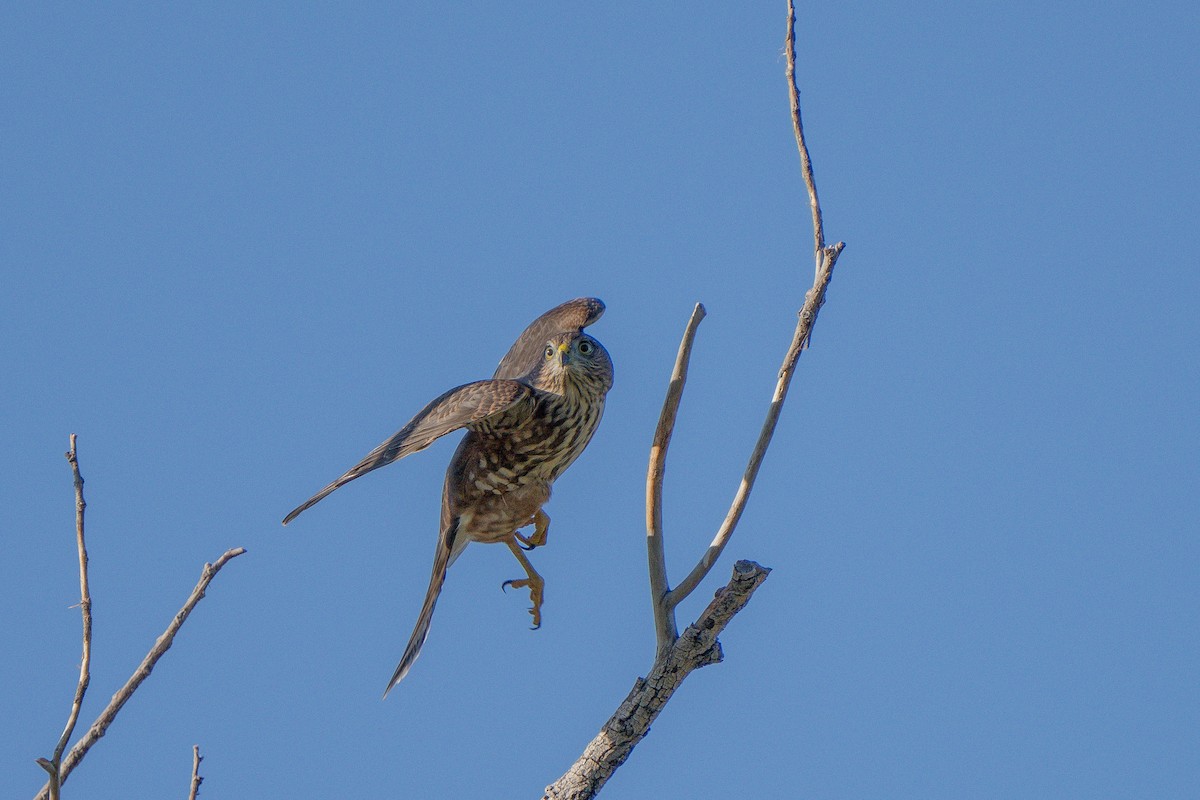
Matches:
[663,1,845,614]
[56,434,92,761]
[786,0,824,272]
[57,437,92,754]
[544,561,771,800]
[34,760,58,800]
[645,303,706,656]
[34,547,247,800]
[188,745,203,800]
[37,435,93,800]
[548,7,845,794]
[665,256,837,610]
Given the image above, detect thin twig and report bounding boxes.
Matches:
[188,745,203,800]
[34,547,247,800]
[55,434,92,760]
[662,0,845,613]
[645,303,706,656]
[786,0,824,275]
[544,561,771,800]
[37,435,93,800]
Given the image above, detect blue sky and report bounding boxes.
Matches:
[3,3,1197,798]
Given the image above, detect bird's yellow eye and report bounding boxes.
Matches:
[578,340,593,355]
[544,345,555,359]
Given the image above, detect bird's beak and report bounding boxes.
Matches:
[557,341,571,366]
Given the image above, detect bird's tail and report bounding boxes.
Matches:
[383,519,458,697]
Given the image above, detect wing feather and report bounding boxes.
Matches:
[282,379,531,524]
[493,297,605,380]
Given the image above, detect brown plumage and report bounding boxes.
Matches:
[283,298,613,696]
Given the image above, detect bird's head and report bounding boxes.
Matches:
[537,332,613,395]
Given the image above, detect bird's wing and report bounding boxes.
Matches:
[282,379,532,525]
[493,297,605,380]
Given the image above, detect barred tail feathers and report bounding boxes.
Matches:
[382,518,458,697]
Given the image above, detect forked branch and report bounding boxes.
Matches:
[645,303,706,655]
[543,561,771,800]
[646,0,845,653]
[35,442,246,800]
[547,3,846,796]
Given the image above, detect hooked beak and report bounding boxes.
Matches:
[556,341,571,366]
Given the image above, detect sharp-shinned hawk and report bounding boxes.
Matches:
[283,298,613,695]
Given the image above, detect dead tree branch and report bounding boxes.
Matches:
[36,435,92,800]
[663,246,837,613]
[545,3,845,796]
[786,0,828,275]
[188,745,204,800]
[34,470,246,800]
[645,303,707,656]
[543,561,771,800]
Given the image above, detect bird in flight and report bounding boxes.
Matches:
[283,298,613,696]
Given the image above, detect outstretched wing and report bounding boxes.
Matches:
[282,379,532,525]
[493,297,605,381]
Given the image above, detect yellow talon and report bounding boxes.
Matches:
[504,538,546,629]
[514,509,551,551]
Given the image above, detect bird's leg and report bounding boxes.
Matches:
[514,509,550,551]
[501,539,545,629]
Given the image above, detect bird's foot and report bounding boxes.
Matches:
[501,575,544,629]
[514,509,551,552]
